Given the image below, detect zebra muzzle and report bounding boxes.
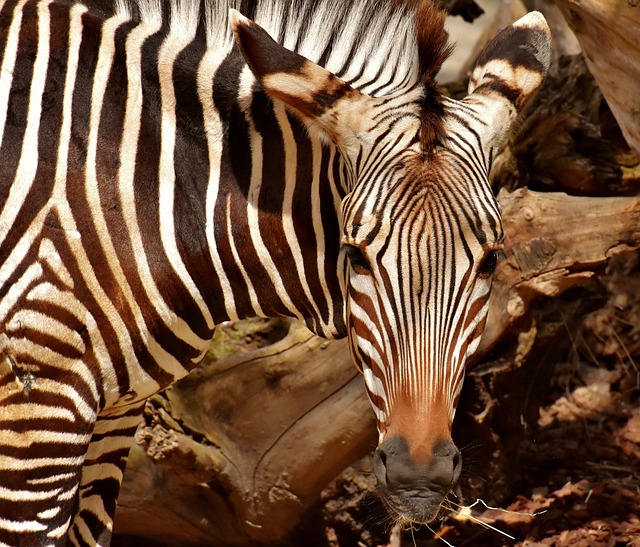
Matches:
[373,436,462,524]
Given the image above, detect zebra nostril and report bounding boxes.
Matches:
[452,448,462,484]
[373,446,389,487]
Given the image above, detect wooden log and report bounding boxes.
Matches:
[114,325,374,546]
[489,55,625,196]
[553,0,640,155]
[479,188,640,355]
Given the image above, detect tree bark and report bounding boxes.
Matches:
[479,188,640,355]
[114,324,373,546]
[553,0,640,154]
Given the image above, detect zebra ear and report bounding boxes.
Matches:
[465,11,551,145]
[468,11,552,109]
[229,9,365,140]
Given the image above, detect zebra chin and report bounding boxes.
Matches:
[377,489,449,526]
[372,436,462,524]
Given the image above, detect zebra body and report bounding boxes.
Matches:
[0,0,551,544]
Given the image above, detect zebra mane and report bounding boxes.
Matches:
[100,0,451,148]
[103,0,449,92]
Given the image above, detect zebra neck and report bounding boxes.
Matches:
[196,46,350,337]
[68,3,351,338]
[102,24,351,337]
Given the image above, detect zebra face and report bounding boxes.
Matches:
[232,7,550,526]
[341,153,503,523]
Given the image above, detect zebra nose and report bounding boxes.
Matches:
[373,436,462,523]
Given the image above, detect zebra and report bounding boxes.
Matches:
[0,0,551,544]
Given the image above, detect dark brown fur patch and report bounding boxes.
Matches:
[413,1,452,155]
[414,1,452,82]
[233,16,306,77]
[385,1,451,78]
[389,1,452,155]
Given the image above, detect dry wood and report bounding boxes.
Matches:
[489,55,627,196]
[114,326,372,545]
[480,188,640,355]
[553,0,640,154]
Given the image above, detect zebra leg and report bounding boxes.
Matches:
[0,355,97,546]
[66,401,145,547]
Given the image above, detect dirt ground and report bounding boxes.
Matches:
[319,253,640,547]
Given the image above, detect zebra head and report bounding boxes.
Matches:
[231,7,551,525]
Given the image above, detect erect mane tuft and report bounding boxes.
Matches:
[413,0,452,153]
[414,1,452,82]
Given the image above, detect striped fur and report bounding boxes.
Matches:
[0,0,551,543]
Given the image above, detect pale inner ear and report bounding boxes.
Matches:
[261,66,359,121]
[469,59,545,97]
[467,11,551,112]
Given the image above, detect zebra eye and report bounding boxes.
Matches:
[344,245,371,274]
[478,250,502,278]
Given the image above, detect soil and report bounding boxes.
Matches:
[318,253,640,547]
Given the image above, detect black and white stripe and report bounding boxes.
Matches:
[0,0,551,543]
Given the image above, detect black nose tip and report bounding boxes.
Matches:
[374,437,461,490]
[435,439,462,486]
[373,436,462,523]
